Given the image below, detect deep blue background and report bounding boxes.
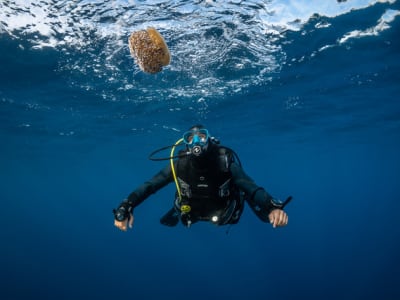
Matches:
[1,1,400,300]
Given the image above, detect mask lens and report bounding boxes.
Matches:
[183,131,194,144]
[197,129,208,143]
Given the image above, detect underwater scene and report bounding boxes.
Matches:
[1,1,400,299]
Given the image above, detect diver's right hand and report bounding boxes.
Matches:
[114,213,134,231]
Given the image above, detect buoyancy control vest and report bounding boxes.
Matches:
[175,145,243,223]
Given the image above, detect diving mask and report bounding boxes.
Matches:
[183,128,209,156]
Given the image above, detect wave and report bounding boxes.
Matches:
[0,0,399,103]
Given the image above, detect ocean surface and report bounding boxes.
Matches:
[1,1,400,299]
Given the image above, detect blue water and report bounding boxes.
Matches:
[1,1,400,299]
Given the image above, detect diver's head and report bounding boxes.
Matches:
[183,124,210,156]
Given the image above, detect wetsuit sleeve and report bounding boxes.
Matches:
[230,162,281,222]
[122,164,174,209]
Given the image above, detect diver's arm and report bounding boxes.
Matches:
[230,162,287,224]
[125,163,174,208]
[113,164,174,230]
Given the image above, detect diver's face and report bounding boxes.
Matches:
[183,129,209,146]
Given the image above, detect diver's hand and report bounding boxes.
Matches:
[114,213,134,231]
[268,209,288,228]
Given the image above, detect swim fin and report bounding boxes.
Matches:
[160,207,180,227]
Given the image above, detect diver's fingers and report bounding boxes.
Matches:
[276,210,286,227]
[278,211,288,227]
[269,209,288,228]
[268,214,274,227]
[120,220,128,231]
[278,210,285,226]
[269,211,278,228]
[271,216,277,228]
[114,219,128,231]
[128,213,134,228]
[276,212,283,227]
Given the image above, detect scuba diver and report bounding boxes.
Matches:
[113,125,291,231]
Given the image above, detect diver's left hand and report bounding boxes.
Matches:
[268,209,288,228]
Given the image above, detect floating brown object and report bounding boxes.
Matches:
[128,27,170,74]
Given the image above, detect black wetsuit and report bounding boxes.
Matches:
[122,142,283,226]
